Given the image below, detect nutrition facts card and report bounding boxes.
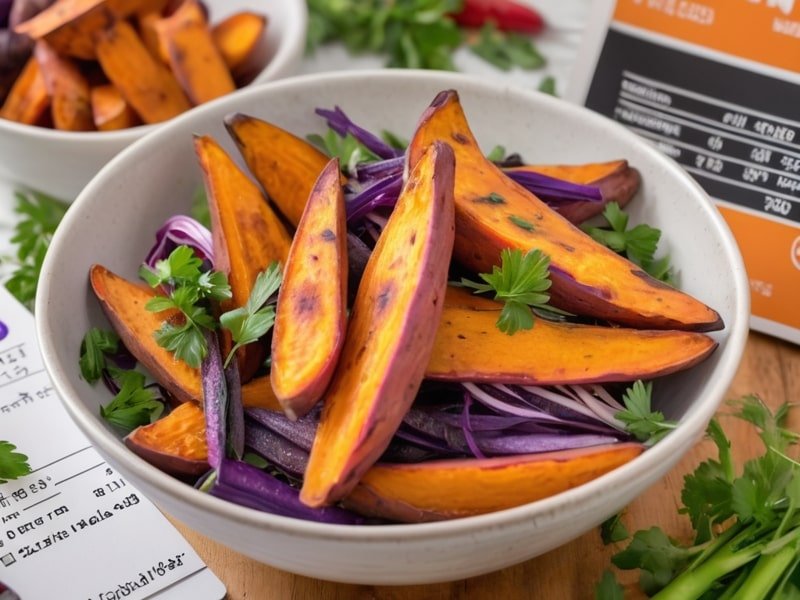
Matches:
[0,287,225,600]
[568,0,800,344]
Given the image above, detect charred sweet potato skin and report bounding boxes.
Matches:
[345,443,643,522]
[427,288,718,385]
[89,264,201,403]
[271,159,348,419]
[195,135,291,381]
[225,113,331,227]
[408,90,723,332]
[300,142,456,508]
[124,401,209,477]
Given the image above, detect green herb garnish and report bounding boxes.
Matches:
[595,570,625,600]
[307,128,380,174]
[461,248,557,335]
[79,328,120,384]
[475,192,506,204]
[139,246,231,368]
[508,214,534,231]
[220,262,282,367]
[469,22,545,71]
[99,369,164,433]
[191,186,212,229]
[615,380,677,445]
[602,512,630,545]
[0,441,32,484]
[538,75,557,96]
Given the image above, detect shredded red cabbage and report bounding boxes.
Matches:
[505,170,603,204]
[315,106,401,160]
[144,215,214,269]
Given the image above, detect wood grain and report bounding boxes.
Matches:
[170,332,800,599]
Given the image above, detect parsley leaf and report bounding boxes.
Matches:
[220,263,282,367]
[307,128,380,175]
[0,441,32,484]
[538,76,557,96]
[602,512,630,545]
[3,190,68,310]
[615,380,677,445]
[461,248,559,335]
[595,570,625,600]
[100,370,164,433]
[469,22,545,71]
[79,328,119,384]
[612,527,692,595]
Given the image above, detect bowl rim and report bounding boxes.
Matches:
[36,68,751,541]
[0,0,308,142]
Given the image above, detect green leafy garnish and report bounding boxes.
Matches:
[191,186,212,229]
[79,328,120,384]
[584,202,676,285]
[508,214,534,231]
[469,22,545,71]
[615,380,677,445]
[3,190,69,310]
[0,441,32,484]
[602,512,630,545]
[220,262,282,367]
[243,452,270,469]
[140,246,231,368]
[595,570,625,600]
[307,128,380,174]
[99,369,164,433]
[381,129,408,151]
[538,75,557,96]
[486,145,507,163]
[461,248,557,335]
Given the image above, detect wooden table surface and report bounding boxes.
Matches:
[171,331,800,599]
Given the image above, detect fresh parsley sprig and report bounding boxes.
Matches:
[616,380,677,445]
[461,248,560,335]
[100,369,164,433]
[0,441,32,484]
[307,128,381,174]
[220,263,282,368]
[3,190,68,310]
[468,22,545,71]
[79,328,119,384]
[139,246,231,369]
[584,202,676,285]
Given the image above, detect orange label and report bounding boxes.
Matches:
[614,0,800,73]
[718,205,800,329]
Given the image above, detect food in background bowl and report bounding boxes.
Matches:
[36,71,748,584]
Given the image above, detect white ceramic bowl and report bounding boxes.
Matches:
[36,70,750,585]
[0,0,306,200]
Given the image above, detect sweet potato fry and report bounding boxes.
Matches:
[14,0,166,59]
[195,135,291,381]
[34,40,93,131]
[300,142,456,508]
[137,11,165,61]
[408,90,723,332]
[94,20,190,124]
[345,443,643,522]
[90,84,138,130]
[225,113,331,227]
[271,159,348,419]
[211,11,268,84]
[426,287,718,385]
[156,0,234,105]
[0,55,49,124]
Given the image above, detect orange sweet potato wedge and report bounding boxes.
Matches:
[94,20,190,124]
[14,0,166,59]
[345,443,643,522]
[300,142,456,508]
[507,160,641,224]
[0,55,50,124]
[211,11,268,84]
[138,11,165,61]
[34,41,94,131]
[195,135,291,381]
[90,264,201,404]
[271,159,348,419]
[124,401,208,477]
[408,90,723,332]
[90,84,139,131]
[225,113,331,227]
[156,0,235,105]
[426,287,718,385]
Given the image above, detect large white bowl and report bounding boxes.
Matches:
[0,0,306,200]
[36,70,750,585]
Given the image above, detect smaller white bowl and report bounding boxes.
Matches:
[0,0,306,200]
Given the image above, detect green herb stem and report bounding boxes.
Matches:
[729,542,799,600]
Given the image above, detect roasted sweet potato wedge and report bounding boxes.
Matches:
[300,142,456,508]
[195,135,291,381]
[211,11,268,84]
[90,84,138,131]
[0,55,49,124]
[408,90,722,332]
[90,264,201,403]
[225,113,331,227]
[94,20,190,124]
[271,159,348,419]
[241,375,282,411]
[34,40,93,131]
[508,160,641,224]
[14,0,165,59]
[124,401,208,477]
[426,287,718,385]
[345,443,643,522]
[156,0,235,105]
